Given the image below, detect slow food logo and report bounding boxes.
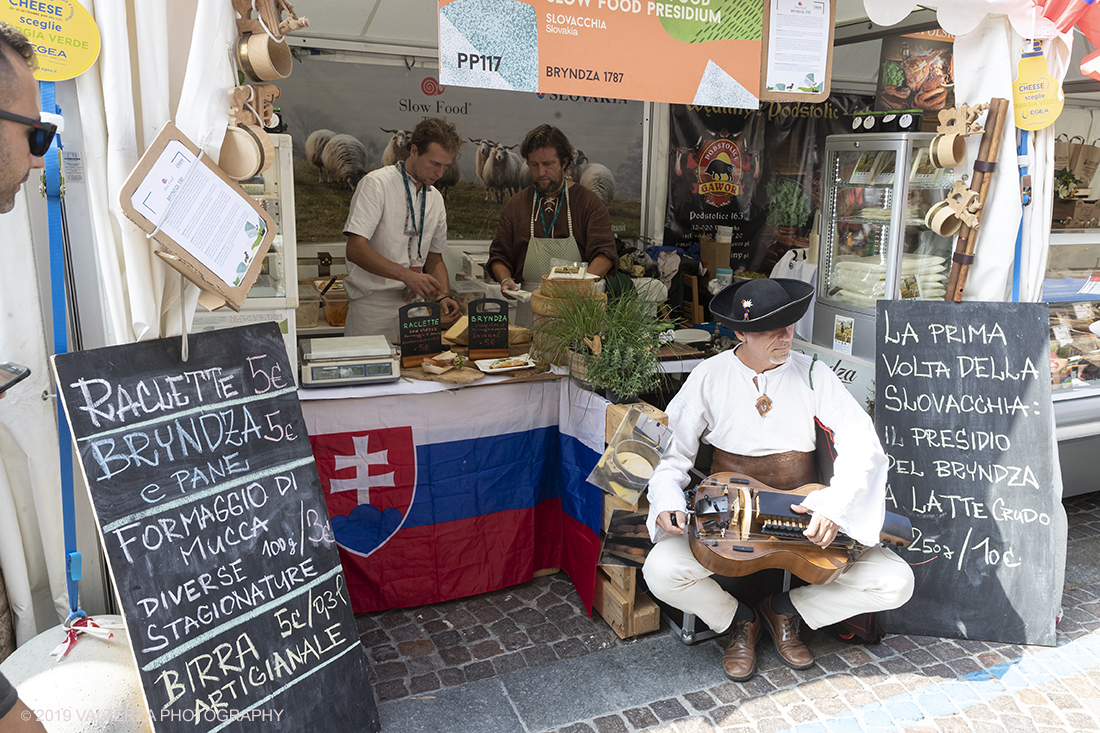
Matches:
[421,76,446,96]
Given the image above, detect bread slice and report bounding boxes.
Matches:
[422,351,459,374]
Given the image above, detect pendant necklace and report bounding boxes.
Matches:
[753,372,772,417]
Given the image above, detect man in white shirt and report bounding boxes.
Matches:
[643,277,913,682]
[343,118,462,342]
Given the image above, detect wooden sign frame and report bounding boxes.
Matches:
[467,298,511,361]
[399,301,444,367]
[118,122,276,312]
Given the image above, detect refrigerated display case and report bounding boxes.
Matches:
[812,132,955,359]
[1044,231,1100,496]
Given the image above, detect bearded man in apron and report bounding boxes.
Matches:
[342,118,462,343]
[643,278,914,682]
[488,125,620,291]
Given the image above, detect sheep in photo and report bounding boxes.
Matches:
[380,128,411,167]
[569,149,589,181]
[579,163,615,207]
[322,134,368,190]
[469,138,497,200]
[306,129,335,182]
[436,161,461,201]
[484,143,526,203]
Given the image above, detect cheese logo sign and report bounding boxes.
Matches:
[0,0,101,81]
[311,427,417,558]
[693,133,757,207]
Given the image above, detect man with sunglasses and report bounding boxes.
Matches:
[0,21,50,733]
[0,21,50,215]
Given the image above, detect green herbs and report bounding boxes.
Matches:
[531,291,608,366]
[765,178,812,229]
[882,60,904,88]
[531,287,673,401]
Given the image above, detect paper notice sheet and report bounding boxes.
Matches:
[130,140,268,287]
[765,0,830,95]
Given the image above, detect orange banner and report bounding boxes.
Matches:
[438,0,763,108]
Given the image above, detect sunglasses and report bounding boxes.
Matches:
[0,109,57,156]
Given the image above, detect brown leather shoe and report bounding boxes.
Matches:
[721,616,761,682]
[757,595,814,670]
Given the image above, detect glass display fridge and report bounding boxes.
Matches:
[812,132,955,359]
[1044,231,1100,496]
[809,142,1100,497]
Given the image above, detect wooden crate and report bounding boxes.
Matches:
[599,563,636,596]
[602,491,648,533]
[604,400,668,445]
[595,399,665,638]
[593,567,661,639]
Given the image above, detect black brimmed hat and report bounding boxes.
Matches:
[710,278,813,333]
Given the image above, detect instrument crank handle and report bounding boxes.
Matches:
[669,508,696,528]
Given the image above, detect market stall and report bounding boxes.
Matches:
[7,0,1100,667]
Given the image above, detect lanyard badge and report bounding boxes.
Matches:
[536,181,566,237]
[400,161,428,302]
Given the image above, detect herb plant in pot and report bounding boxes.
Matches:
[766,177,812,249]
[532,287,673,403]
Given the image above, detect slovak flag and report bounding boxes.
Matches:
[306,381,606,613]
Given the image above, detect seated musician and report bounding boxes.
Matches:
[642,277,914,681]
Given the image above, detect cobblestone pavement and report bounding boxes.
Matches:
[361,493,1100,732]
[356,572,633,703]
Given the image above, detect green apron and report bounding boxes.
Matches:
[521,183,583,289]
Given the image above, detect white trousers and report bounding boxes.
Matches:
[642,534,915,633]
[345,289,407,344]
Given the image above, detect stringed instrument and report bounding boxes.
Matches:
[688,472,913,584]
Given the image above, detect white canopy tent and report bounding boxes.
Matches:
[1,0,1093,644]
[1,0,238,645]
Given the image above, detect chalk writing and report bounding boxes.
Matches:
[53,324,378,732]
[876,301,1061,646]
[468,298,510,352]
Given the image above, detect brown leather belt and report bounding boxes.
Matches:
[709,448,815,491]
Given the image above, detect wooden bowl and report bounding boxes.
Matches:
[220,124,275,180]
[236,33,293,82]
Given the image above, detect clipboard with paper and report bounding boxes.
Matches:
[118,122,276,311]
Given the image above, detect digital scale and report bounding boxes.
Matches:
[299,335,401,388]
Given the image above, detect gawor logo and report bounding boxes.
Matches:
[692,131,758,207]
[311,427,417,558]
[421,77,445,96]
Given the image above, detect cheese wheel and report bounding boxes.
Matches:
[530,289,607,317]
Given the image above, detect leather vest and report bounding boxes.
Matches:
[709,448,816,491]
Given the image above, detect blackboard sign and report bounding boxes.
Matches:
[468,298,510,359]
[53,324,380,732]
[875,301,1066,646]
[399,301,442,366]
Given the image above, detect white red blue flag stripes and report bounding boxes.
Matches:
[303,380,607,612]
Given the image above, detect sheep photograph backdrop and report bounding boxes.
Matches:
[272,54,645,242]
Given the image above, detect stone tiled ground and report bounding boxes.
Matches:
[540,493,1100,732]
[356,572,636,702]
[365,493,1100,732]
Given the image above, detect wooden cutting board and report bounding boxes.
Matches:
[401,365,486,384]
